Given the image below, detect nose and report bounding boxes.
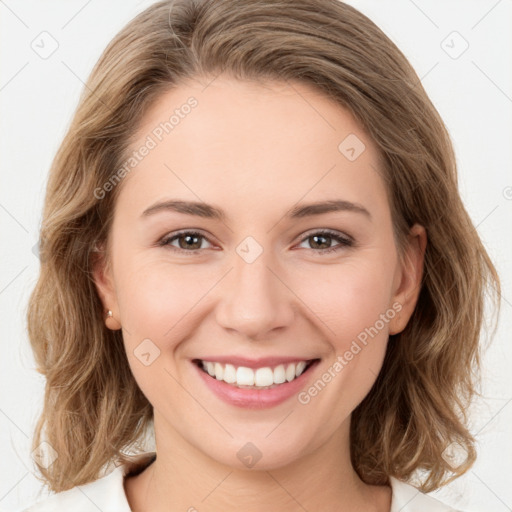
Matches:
[214,244,296,341]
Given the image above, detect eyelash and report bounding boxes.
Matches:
[157,229,354,256]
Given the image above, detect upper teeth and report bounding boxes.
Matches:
[200,360,309,388]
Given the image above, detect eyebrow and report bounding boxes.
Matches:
[141,199,371,221]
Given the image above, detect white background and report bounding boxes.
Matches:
[1,1,511,510]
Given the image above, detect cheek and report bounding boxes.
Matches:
[291,265,394,429]
[292,258,395,395]
[114,258,211,410]
[115,256,211,339]
[293,257,396,344]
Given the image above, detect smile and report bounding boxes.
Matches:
[194,359,318,389]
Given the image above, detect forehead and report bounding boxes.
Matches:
[116,75,389,221]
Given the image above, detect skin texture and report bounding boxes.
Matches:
[93,75,426,512]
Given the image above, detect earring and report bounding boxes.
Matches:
[105,309,122,330]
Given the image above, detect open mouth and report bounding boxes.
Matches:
[193,358,320,390]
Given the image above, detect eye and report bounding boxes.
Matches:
[296,230,353,255]
[158,230,213,254]
[157,229,353,256]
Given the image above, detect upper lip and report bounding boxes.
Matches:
[193,356,319,369]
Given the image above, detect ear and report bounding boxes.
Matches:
[388,223,427,335]
[91,243,121,330]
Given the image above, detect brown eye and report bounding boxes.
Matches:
[159,231,212,253]
[297,230,353,254]
[308,233,332,250]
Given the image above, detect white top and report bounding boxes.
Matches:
[21,451,461,511]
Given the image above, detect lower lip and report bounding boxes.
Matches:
[193,360,320,409]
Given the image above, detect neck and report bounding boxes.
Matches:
[124,412,391,512]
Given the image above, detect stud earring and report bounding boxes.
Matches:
[105,309,122,330]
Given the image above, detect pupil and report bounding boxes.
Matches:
[312,234,330,249]
[180,234,200,249]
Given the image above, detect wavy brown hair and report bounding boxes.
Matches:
[27,0,500,494]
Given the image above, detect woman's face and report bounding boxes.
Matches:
[94,75,425,470]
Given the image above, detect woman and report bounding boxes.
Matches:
[23,0,500,510]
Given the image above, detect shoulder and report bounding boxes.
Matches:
[19,452,156,512]
[390,476,464,512]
